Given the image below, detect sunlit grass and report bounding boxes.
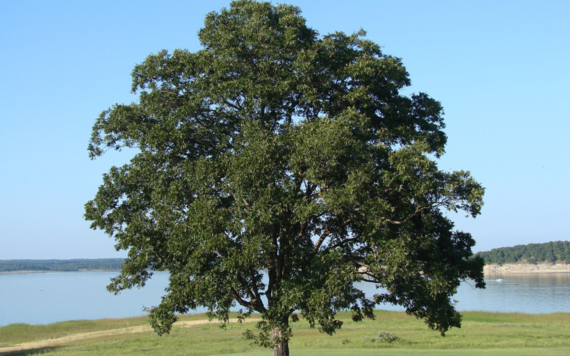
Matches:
[2,311,570,355]
[211,349,570,356]
[0,313,210,345]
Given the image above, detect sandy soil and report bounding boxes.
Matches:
[484,263,570,274]
[0,318,257,354]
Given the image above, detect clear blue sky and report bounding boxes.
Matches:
[1,0,569,259]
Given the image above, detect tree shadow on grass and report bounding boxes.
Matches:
[0,346,60,355]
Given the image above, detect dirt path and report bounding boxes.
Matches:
[0,318,257,354]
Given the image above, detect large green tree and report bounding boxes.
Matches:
[85,1,485,355]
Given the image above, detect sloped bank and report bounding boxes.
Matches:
[484,262,570,274]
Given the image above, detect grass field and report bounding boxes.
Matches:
[1,311,570,355]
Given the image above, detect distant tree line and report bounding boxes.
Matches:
[0,259,124,272]
[477,241,570,265]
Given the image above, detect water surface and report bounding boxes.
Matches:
[0,271,173,326]
[1,271,569,326]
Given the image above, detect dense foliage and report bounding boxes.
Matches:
[478,241,570,265]
[0,259,124,272]
[85,1,485,355]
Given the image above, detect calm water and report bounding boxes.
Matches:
[1,271,569,326]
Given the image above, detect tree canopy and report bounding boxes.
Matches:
[85,1,485,355]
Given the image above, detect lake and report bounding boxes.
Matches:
[1,271,569,327]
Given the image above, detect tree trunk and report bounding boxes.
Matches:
[272,327,290,356]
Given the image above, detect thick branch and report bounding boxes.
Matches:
[249,268,264,309]
[313,230,331,253]
[297,212,325,239]
[322,237,359,253]
[230,287,257,310]
[313,218,352,253]
[352,260,385,283]
[236,272,264,310]
[229,191,251,208]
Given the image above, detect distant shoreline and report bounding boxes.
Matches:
[0,269,121,274]
[4,266,570,275]
[5,263,570,275]
[484,262,570,274]
[0,258,124,274]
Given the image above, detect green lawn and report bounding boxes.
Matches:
[2,311,570,355]
[0,313,210,345]
[212,349,570,356]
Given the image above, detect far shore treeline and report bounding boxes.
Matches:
[2,241,569,272]
[477,241,570,265]
[0,259,124,272]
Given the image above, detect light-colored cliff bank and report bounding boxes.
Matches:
[484,262,570,274]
